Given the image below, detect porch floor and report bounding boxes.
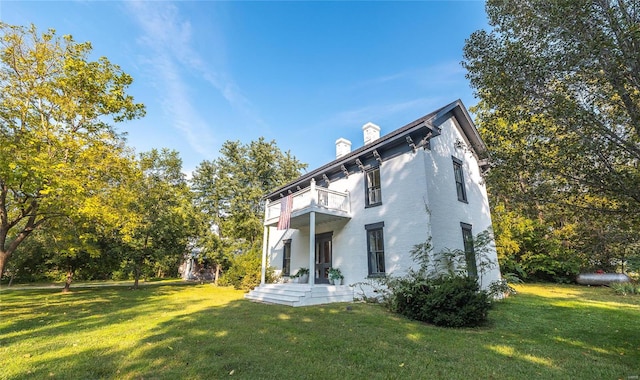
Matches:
[244,283,354,307]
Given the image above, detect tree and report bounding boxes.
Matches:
[463,0,640,276]
[42,217,101,292]
[0,23,145,278]
[3,228,53,285]
[192,138,306,247]
[191,138,306,287]
[123,149,196,289]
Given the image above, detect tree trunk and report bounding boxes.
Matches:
[0,198,41,280]
[214,264,221,285]
[0,251,9,282]
[133,263,140,290]
[63,268,73,293]
[133,272,139,289]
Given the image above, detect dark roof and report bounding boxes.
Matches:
[265,99,484,199]
[433,99,486,154]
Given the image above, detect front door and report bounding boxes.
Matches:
[315,232,332,284]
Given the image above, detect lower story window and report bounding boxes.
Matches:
[283,240,291,276]
[461,223,477,278]
[365,222,385,276]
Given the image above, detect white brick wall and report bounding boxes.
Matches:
[425,118,501,288]
[266,115,501,291]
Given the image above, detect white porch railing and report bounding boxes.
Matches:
[266,185,350,221]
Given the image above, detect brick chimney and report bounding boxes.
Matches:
[362,122,381,145]
[336,138,352,159]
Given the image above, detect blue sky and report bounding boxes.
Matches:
[1,1,489,174]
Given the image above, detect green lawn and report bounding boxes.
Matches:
[1,283,638,379]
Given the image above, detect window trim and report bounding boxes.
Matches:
[282,239,292,276]
[365,222,386,277]
[365,166,382,208]
[452,156,468,203]
[460,223,477,279]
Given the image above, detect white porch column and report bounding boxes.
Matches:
[309,211,315,286]
[308,178,317,286]
[261,226,269,285]
[260,200,270,285]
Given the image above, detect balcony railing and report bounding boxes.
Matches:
[266,185,350,222]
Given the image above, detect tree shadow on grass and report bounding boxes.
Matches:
[2,284,639,379]
[1,285,193,347]
[479,287,640,379]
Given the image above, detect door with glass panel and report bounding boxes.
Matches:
[315,233,332,284]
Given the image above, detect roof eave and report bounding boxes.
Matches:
[265,114,437,199]
[265,100,487,200]
[434,99,487,157]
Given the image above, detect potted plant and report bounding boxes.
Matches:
[328,268,343,285]
[295,268,309,284]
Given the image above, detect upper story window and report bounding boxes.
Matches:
[452,157,467,203]
[461,223,477,279]
[365,167,382,207]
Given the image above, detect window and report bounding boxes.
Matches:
[461,223,477,279]
[365,222,385,276]
[365,167,382,207]
[282,240,291,276]
[452,157,467,203]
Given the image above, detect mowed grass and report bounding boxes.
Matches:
[1,283,639,379]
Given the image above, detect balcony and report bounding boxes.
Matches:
[265,183,351,229]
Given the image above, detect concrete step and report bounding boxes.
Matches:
[245,284,354,307]
[251,287,309,297]
[310,285,353,296]
[244,293,297,306]
[259,283,312,292]
[247,289,304,303]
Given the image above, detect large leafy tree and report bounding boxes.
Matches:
[192,138,306,248]
[191,138,306,286]
[123,149,197,289]
[463,0,640,277]
[0,23,145,278]
[25,217,102,292]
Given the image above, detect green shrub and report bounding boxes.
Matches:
[389,274,492,328]
[218,250,275,291]
[387,274,432,321]
[610,282,640,296]
[355,235,495,328]
[218,251,259,290]
[488,273,522,298]
[420,276,491,327]
[488,279,514,298]
[521,249,581,283]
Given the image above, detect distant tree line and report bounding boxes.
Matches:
[7,1,640,291]
[0,23,304,290]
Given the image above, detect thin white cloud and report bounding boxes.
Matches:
[326,97,444,129]
[319,61,469,131]
[125,1,214,157]
[350,71,408,89]
[124,1,265,156]
[413,60,468,88]
[350,60,467,91]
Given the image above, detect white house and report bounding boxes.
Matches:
[245,100,502,306]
